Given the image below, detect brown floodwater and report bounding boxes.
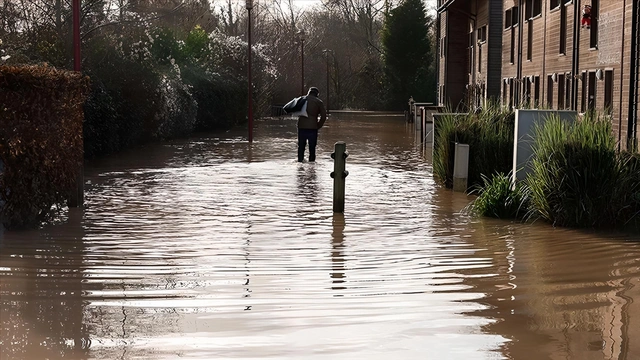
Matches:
[1,112,639,360]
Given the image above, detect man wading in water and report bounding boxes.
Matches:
[297,87,327,162]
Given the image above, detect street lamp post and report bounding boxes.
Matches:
[298,30,305,94]
[69,0,83,208]
[73,0,81,72]
[323,49,332,113]
[246,0,253,143]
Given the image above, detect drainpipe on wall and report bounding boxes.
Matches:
[472,16,476,91]
[436,9,441,106]
[618,0,627,149]
[571,0,581,111]
[629,0,639,150]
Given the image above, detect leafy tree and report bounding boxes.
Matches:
[381,0,435,110]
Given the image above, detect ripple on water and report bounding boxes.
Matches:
[3,115,640,360]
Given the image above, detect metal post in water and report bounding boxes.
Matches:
[453,142,470,193]
[331,142,349,213]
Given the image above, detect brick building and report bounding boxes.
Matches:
[436,0,639,150]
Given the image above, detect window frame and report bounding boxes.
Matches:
[559,3,567,55]
[589,0,599,49]
[604,70,613,115]
[477,25,487,44]
[527,20,533,61]
[550,0,572,11]
[547,75,554,108]
[505,9,513,29]
[525,0,542,21]
[558,73,565,109]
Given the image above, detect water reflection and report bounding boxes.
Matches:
[458,219,640,359]
[295,163,319,203]
[331,213,346,293]
[0,209,92,360]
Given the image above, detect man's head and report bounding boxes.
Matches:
[307,87,320,96]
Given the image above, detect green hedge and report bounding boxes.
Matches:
[181,67,246,132]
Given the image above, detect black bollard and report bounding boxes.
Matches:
[330,142,349,213]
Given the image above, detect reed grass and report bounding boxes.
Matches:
[468,172,530,219]
[433,101,515,191]
[526,112,639,228]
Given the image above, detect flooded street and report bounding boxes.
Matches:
[1,113,640,360]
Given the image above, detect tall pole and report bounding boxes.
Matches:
[69,0,83,208]
[571,0,581,111]
[246,0,253,143]
[73,0,81,72]
[299,30,305,94]
[325,50,330,113]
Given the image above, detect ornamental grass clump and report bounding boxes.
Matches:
[468,172,530,219]
[433,102,514,191]
[526,113,638,228]
[618,151,640,227]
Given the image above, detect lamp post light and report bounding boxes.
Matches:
[246,0,254,143]
[298,29,305,94]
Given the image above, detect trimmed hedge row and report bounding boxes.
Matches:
[0,65,89,229]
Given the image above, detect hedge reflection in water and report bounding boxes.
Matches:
[1,113,639,360]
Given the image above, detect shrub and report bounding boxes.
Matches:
[181,66,246,132]
[154,75,198,139]
[433,102,515,190]
[526,113,636,228]
[468,172,530,219]
[83,40,163,157]
[618,151,640,227]
[0,65,89,229]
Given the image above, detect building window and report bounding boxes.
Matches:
[558,73,565,109]
[505,9,512,29]
[565,74,572,110]
[547,75,554,108]
[534,76,540,107]
[588,71,597,111]
[503,79,508,105]
[604,70,613,115]
[527,21,533,61]
[478,25,487,43]
[441,36,446,58]
[525,0,542,20]
[512,6,520,26]
[551,0,572,10]
[510,27,516,63]
[590,0,599,48]
[478,46,482,73]
[468,32,474,74]
[559,3,567,54]
[524,77,532,106]
[509,78,515,108]
[581,72,587,113]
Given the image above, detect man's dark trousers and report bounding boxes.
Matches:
[298,128,318,162]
